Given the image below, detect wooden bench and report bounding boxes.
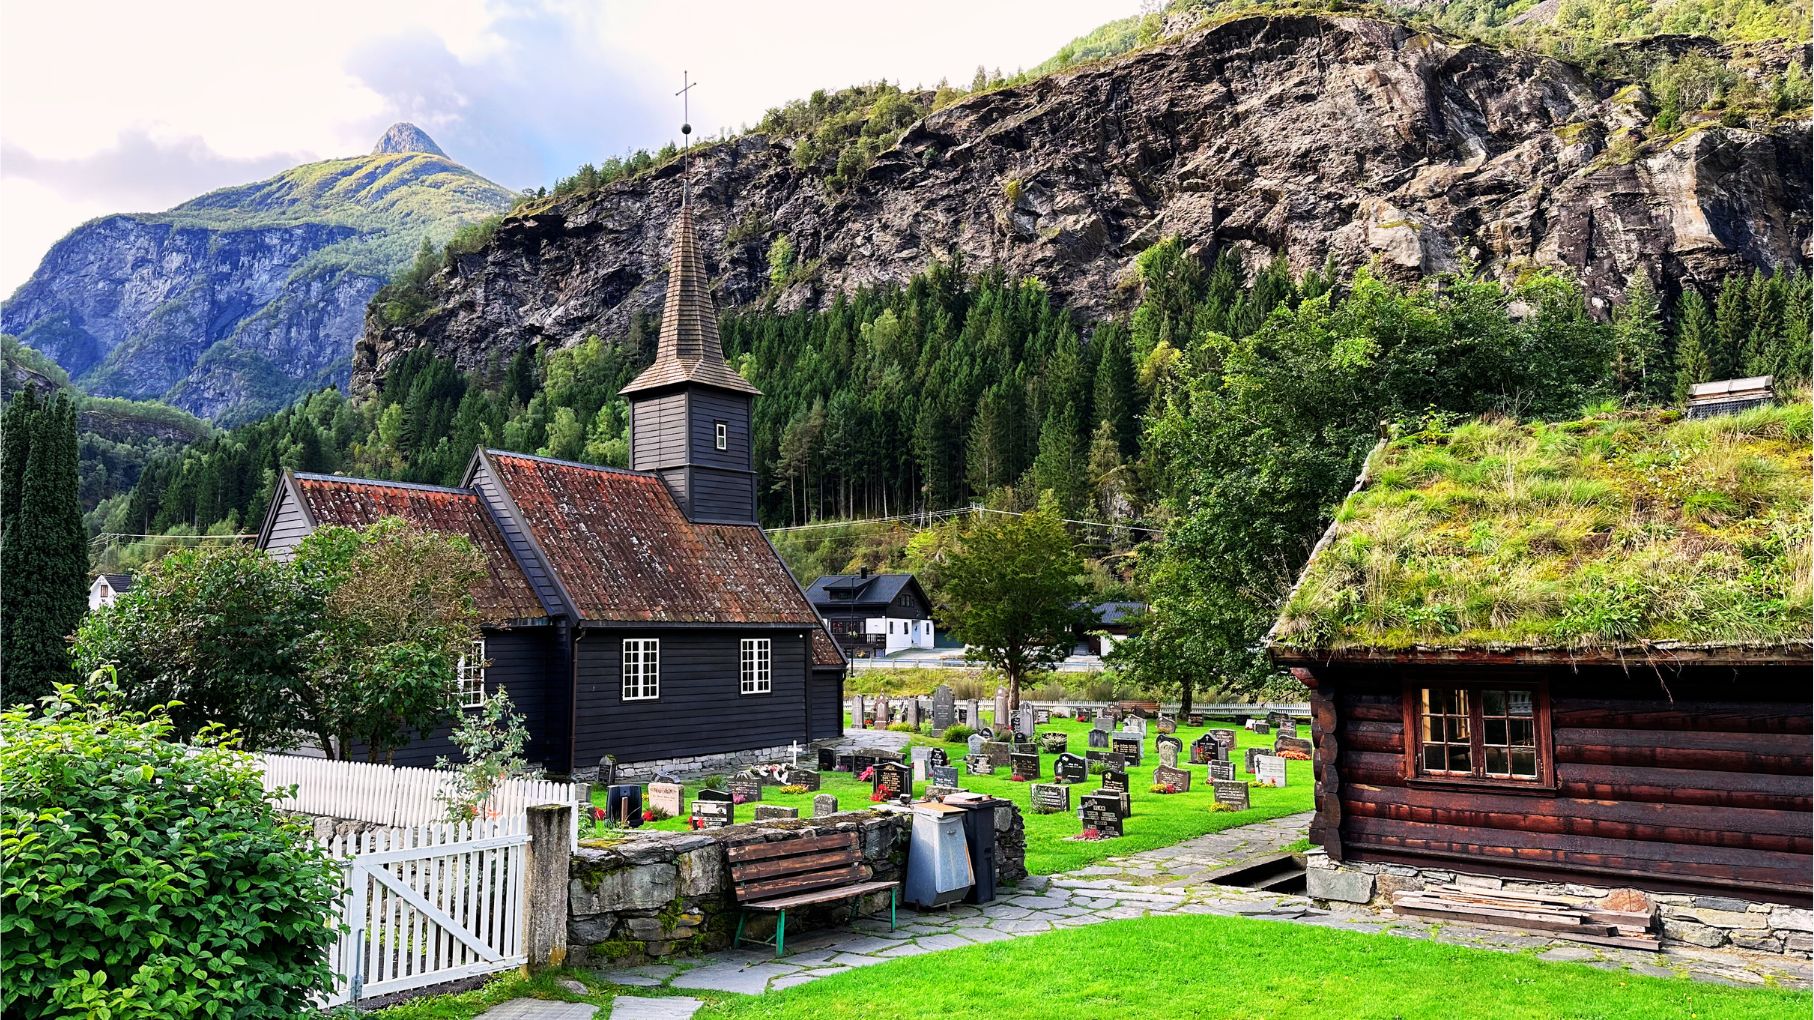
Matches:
[727,831,898,957]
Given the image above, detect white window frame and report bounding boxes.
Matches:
[715,420,728,450]
[457,638,487,709]
[740,638,771,695]
[623,639,660,701]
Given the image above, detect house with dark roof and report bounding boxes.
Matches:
[1076,601,1145,656]
[88,572,134,611]
[257,200,845,777]
[1266,404,1812,935]
[804,569,935,657]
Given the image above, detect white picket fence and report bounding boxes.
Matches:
[322,821,530,1005]
[257,753,580,844]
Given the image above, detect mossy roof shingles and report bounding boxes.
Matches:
[1269,401,1813,662]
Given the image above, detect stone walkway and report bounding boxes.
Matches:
[484,810,1810,1018]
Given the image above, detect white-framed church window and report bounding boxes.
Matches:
[740,638,771,694]
[623,639,660,700]
[457,639,487,709]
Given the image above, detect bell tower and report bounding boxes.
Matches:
[620,73,760,524]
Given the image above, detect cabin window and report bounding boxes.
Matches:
[1411,683,1547,785]
[715,421,728,450]
[623,639,660,701]
[740,638,771,694]
[457,639,487,709]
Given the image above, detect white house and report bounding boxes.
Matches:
[88,572,134,611]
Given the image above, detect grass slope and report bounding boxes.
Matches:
[700,913,1812,1020]
[1275,402,1813,651]
[591,716,1312,875]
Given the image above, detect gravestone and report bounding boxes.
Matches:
[1157,743,1179,768]
[647,781,684,819]
[1054,752,1088,784]
[1155,715,1177,735]
[1255,754,1288,788]
[1210,729,1238,758]
[691,799,733,828]
[728,776,763,804]
[834,753,856,773]
[977,726,995,741]
[1014,706,1036,740]
[1187,712,1205,727]
[982,740,1015,767]
[1035,708,1051,725]
[1275,735,1314,757]
[932,685,956,731]
[1245,746,1263,776]
[1156,734,1183,758]
[696,788,733,803]
[1010,752,1041,781]
[1112,735,1143,765]
[1208,760,1236,782]
[1212,780,1250,812]
[1040,731,1069,754]
[1092,711,1112,732]
[874,761,910,800]
[852,753,878,776]
[1244,719,1260,732]
[930,764,959,789]
[911,747,930,784]
[1153,765,1191,792]
[812,793,840,817]
[906,699,922,730]
[1082,794,1124,837]
[753,805,799,821]
[854,695,866,729]
[1267,711,1293,729]
[968,734,987,756]
[928,747,949,768]
[1099,767,1130,811]
[1276,721,1300,739]
[994,687,1009,732]
[1122,716,1147,736]
[875,695,890,727]
[968,700,982,728]
[597,755,618,788]
[1252,722,1270,735]
[1030,783,1071,815]
[781,766,821,791]
[966,754,995,776]
[818,747,837,771]
[1190,734,1217,766]
[1087,728,1110,749]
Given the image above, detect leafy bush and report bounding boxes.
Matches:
[1,681,342,1017]
[941,724,976,744]
[887,722,916,732]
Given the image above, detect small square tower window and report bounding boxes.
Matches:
[714,421,728,450]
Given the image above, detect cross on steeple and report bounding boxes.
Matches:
[676,70,698,206]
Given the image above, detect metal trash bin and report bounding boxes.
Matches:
[904,803,973,909]
[948,794,1006,904]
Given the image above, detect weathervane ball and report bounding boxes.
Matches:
[682,123,692,136]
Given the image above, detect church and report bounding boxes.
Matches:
[256,201,846,779]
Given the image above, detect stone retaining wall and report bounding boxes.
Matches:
[578,743,806,782]
[1305,851,1812,957]
[568,804,1025,965]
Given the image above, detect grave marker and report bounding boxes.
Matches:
[818,748,837,771]
[1153,765,1191,792]
[1276,721,1300,739]
[1010,752,1041,781]
[994,687,1009,732]
[1190,734,1217,765]
[1209,729,1238,758]
[753,805,798,821]
[1275,735,1314,757]
[1054,753,1088,784]
[812,793,840,817]
[728,776,763,804]
[1212,780,1250,812]
[965,754,995,776]
[691,799,733,828]
[1252,722,1270,735]
[1099,768,1131,816]
[1208,760,1236,782]
[932,685,956,731]
[1255,754,1288,788]
[968,734,986,756]
[647,781,684,819]
[782,767,821,791]
[930,764,959,789]
[1112,734,1143,765]
[1158,743,1178,768]
[1245,747,1263,776]
[1092,712,1112,732]
[1155,715,1177,735]
[1187,712,1205,727]
[1030,783,1071,814]
[854,695,866,729]
[874,761,911,800]
[906,699,921,730]
[696,788,732,803]
[928,747,949,768]
[1081,794,1124,838]
[1087,728,1110,749]
[1014,706,1037,739]
[1035,708,1051,725]
[1040,731,1069,754]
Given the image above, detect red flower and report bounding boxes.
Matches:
[642,809,655,822]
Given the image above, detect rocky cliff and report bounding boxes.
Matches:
[3,125,512,423]
[354,16,1810,392]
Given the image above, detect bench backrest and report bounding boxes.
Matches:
[726,831,871,903]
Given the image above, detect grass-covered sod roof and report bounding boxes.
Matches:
[1272,400,1812,654]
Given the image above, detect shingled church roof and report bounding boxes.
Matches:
[619,205,760,397]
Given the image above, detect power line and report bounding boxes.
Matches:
[763,504,1165,537]
[90,532,254,546]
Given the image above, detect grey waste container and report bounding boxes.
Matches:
[903,803,973,909]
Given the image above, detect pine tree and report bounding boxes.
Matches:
[1611,273,1667,400]
[1031,403,1087,517]
[1711,273,1750,379]
[1742,269,1785,376]
[1775,270,1812,385]
[1673,289,1716,400]
[1091,323,1138,457]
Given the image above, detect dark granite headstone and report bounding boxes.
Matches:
[1210,729,1238,758]
[1209,760,1236,782]
[930,764,959,789]
[1275,735,1314,757]
[728,777,763,804]
[781,767,821,791]
[606,784,644,827]
[1112,734,1143,765]
[818,748,837,771]
[691,799,733,827]
[1030,783,1071,814]
[1252,722,1270,735]
[1213,780,1250,812]
[1010,752,1041,781]
[1190,734,1217,765]
[874,761,910,800]
[1082,794,1124,837]
[928,747,949,768]
[966,754,995,776]
[696,788,733,803]
[1054,752,1088,784]
[1245,746,1263,776]
[1100,768,1129,796]
[1087,728,1110,749]
[1153,765,1191,792]
[932,685,956,731]
[1187,712,1205,727]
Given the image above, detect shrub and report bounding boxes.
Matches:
[941,724,976,744]
[1,681,342,1017]
[887,722,916,732]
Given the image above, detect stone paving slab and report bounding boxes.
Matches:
[478,1001,598,1020]
[608,996,703,1020]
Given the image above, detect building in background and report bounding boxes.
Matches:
[87,572,133,611]
[806,569,936,657]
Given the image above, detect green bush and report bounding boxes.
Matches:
[941,724,976,744]
[1,682,342,1018]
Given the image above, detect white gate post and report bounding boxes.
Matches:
[523,803,571,971]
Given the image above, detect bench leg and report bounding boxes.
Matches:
[890,887,897,931]
[775,910,786,959]
[734,909,747,951]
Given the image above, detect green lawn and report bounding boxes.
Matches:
[697,914,1812,1020]
[588,715,1313,875]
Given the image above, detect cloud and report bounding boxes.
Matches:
[1,130,309,212]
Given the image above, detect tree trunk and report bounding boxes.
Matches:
[1179,679,1194,719]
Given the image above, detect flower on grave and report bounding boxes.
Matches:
[869,787,887,803]
[732,793,747,805]
[1081,827,1101,841]
[779,784,809,795]
[590,806,608,822]
[642,809,656,822]
[858,766,875,782]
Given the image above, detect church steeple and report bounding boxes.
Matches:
[621,72,760,525]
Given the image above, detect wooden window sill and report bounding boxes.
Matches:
[1406,775,1557,797]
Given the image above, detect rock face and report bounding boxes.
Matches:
[2,126,510,423]
[353,15,1810,392]
[372,121,447,157]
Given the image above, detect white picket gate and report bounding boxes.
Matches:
[323,821,530,1005]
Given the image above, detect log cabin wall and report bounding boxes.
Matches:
[1311,662,1812,906]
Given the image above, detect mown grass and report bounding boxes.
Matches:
[1275,401,1813,650]
[698,913,1812,1020]
[591,715,1312,875]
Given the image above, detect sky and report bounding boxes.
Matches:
[0,0,1142,296]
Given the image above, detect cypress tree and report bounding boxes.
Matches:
[1673,289,1716,400]
[2,393,86,704]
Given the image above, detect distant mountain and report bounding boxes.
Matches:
[2,124,513,424]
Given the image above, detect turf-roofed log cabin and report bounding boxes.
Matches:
[1266,402,1813,924]
[257,193,846,776]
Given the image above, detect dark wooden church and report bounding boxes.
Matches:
[1267,406,1812,923]
[258,202,846,776]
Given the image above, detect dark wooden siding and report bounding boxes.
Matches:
[657,467,689,511]
[572,628,811,765]
[688,390,751,471]
[469,461,563,614]
[631,392,689,470]
[354,627,566,770]
[1312,663,1813,904]
[809,668,845,741]
[262,488,312,560]
[690,466,755,522]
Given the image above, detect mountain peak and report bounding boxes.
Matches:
[372,123,446,157]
